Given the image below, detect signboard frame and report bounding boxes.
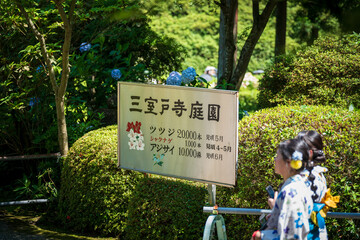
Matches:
[117,82,239,187]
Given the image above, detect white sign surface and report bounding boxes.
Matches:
[117,82,238,187]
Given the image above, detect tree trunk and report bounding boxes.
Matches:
[275,0,287,61]
[217,7,226,85]
[217,0,238,89]
[18,0,75,156]
[55,95,68,156]
[230,0,278,90]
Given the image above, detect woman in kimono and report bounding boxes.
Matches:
[297,130,328,204]
[252,138,314,240]
[297,130,339,240]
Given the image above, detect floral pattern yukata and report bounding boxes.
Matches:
[261,174,313,240]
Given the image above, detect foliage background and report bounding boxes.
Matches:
[148,0,304,74]
[1,1,360,239]
[258,34,360,109]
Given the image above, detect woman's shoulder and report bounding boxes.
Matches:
[280,175,310,193]
[279,176,313,207]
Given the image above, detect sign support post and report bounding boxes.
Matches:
[203,183,229,239]
[207,184,216,206]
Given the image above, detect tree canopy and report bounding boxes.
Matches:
[0,0,184,155]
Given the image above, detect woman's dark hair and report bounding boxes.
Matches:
[297,130,326,202]
[297,130,326,163]
[278,138,310,172]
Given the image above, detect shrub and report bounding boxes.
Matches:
[58,125,143,236]
[258,34,360,109]
[125,177,207,239]
[58,125,208,238]
[217,105,360,239]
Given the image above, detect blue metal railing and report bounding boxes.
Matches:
[203,206,360,219]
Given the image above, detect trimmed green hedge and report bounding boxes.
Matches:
[125,177,207,239]
[58,126,142,236]
[58,125,207,238]
[217,105,360,239]
[258,35,360,109]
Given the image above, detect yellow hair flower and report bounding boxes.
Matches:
[290,151,303,170]
[290,160,302,170]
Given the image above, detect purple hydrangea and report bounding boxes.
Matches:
[79,42,91,53]
[181,67,197,84]
[166,71,182,86]
[111,69,122,80]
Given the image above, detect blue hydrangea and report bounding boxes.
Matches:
[36,66,42,73]
[111,69,122,80]
[181,67,197,84]
[29,97,40,107]
[166,71,182,86]
[79,42,91,53]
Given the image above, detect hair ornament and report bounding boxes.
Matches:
[315,150,324,157]
[308,161,314,168]
[292,151,303,160]
[290,151,303,170]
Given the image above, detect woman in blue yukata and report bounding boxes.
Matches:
[252,138,314,240]
[297,130,339,240]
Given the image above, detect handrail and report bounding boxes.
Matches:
[0,153,61,161]
[203,206,360,219]
[0,199,50,206]
[0,154,59,207]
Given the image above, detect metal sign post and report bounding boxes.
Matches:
[203,184,229,239]
[207,184,216,206]
[202,213,227,240]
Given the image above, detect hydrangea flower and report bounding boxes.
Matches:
[166,71,182,86]
[29,97,40,107]
[181,67,197,84]
[79,42,91,53]
[111,69,122,80]
[36,66,42,73]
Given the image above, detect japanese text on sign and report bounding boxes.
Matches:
[129,96,221,121]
